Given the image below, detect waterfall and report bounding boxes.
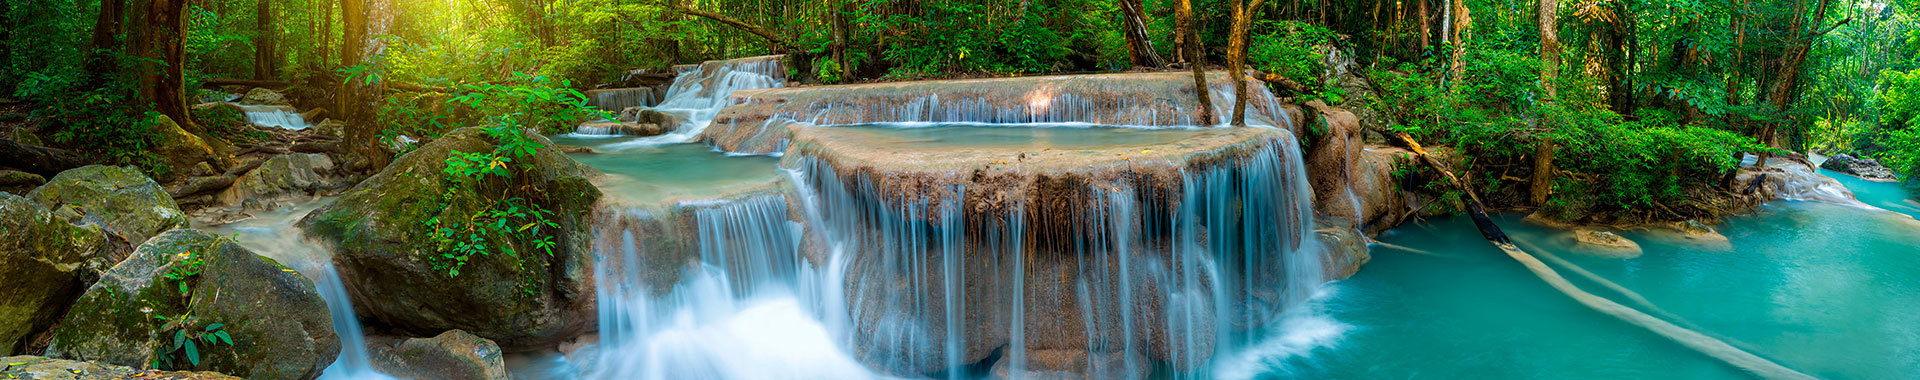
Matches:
[242,105,311,130]
[592,56,785,147]
[211,201,391,379]
[586,195,872,379]
[781,134,1325,378]
[314,266,393,380]
[589,88,659,115]
[752,80,1290,129]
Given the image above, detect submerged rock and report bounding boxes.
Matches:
[1569,230,1643,258]
[297,127,601,350]
[0,194,125,355]
[1820,154,1899,181]
[47,229,337,380]
[0,355,239,379]
[367,330,509,380]
[27,165,189,245]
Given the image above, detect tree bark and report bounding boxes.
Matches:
[129,0,196,133]
[338,0,391,169]
[1119,0,1167,68]
[1177,0,1214,125]
[1446,0,1470,86]
[1760,0,1843,151]
[85,0,128,88]
[1530,0,1559,206]
[1227,0,1269,126]
[253,0,275,80]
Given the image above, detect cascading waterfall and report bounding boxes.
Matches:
[586,195,872,379]
[779,134,1324,378]
[589,88,659,115]
[753,80,1291,130]
[211,203,390,379]
[242,105,311,130]
[593,57,785,145]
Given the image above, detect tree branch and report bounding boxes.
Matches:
[670,4,799,52]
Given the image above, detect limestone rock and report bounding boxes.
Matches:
[238,88,290,106]
[297,127,602,350]
[28,165,188,245]
[1569,230,1643,258]
[617,106,684,127]
[214,153,342,210]
[46,229,338,380]
[576,121,669,137]
[0,355,239,379]
[0,194,124,355]
[368,330,509,380]
[1647,220,1733,251]
[1820,154,1899,181]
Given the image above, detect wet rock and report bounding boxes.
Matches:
[1645,220,1732,251]
[297,127,602,350]
[1820,154,1899,181]
[576,121,669,137]
[367,330,509,380]
[1569,230,1643,258]
[0,355,240,379]
[1303,101,1365,228]
[46,229,338,380]
[238,88,290,106]
[617,106,684,127]
[555,145,596,154]
[988,349,1144,380]
[28,165,189,245]
[0,194,124,355]
[213,153,342,210]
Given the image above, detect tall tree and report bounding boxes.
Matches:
[1177,0,1214,124]
[1530,0,1560,205]
[129,0,195,133]
[253,0,276,80]
[1760,0,1846,151]
[1119,0,1166,68]
[1226,0,1269,126]
[85,0,128,87]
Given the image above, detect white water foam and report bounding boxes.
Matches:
[1211,285,1350,380]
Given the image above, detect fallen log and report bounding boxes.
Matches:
[1385,131,1814,380]
[0,138,86,176]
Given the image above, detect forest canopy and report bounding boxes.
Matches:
[3,0,1918,215]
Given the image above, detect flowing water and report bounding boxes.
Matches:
[573,57,785,144]
[1234,182,1920,379]
[240,105,311,130]
[204,200,395,380]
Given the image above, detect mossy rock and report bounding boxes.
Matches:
[27,165,188,245]
[296,127,602,350]
[238,88,290,106]
[0,355,239,379]
[0,194,124,355]
[46,230,338,380]
[213,153,342,210]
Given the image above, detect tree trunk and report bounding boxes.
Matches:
[1177,0,1214,125]
[85,0,128,88]
[129,0,195,133]
[253,0,275,80]
[1530,0,1558,206]
[1762,0,1841,150]
[1446,0,1470,86]
[1119,0,1167,68]
[339,0,389,169]
[671,3,799,52]
[0,139,87,177]
[1226,0,1269,126]
[832,0,852,79]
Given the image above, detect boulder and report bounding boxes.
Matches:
[0,194,124,355]
[148,116,226,180]
[1819,154,1899,181]
[46,229,338,380]
[0,355,240,379]
[312,120,345,139]
[0,169,44,195]
[213,153,342,210]
[238,88,290,106]
[576,121,669,137]
[297,127,602,350]
[367,330,509,380]
[1569,230,1643,258]
[617,106,685,127]
[27,165,189,245]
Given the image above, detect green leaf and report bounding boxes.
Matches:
[215,331,233,345]
[173,330,187,350]
[185,340,199,365]
[205,323,223,332]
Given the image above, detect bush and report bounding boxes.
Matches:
[1552,118,1771,215]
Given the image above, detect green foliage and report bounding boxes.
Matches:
[13,68,170,175]
[153,319,234,370]
[1553,118,1772,214]
[1248,20,1342,102]
[420,123,561,293]
[448,72,608,134]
